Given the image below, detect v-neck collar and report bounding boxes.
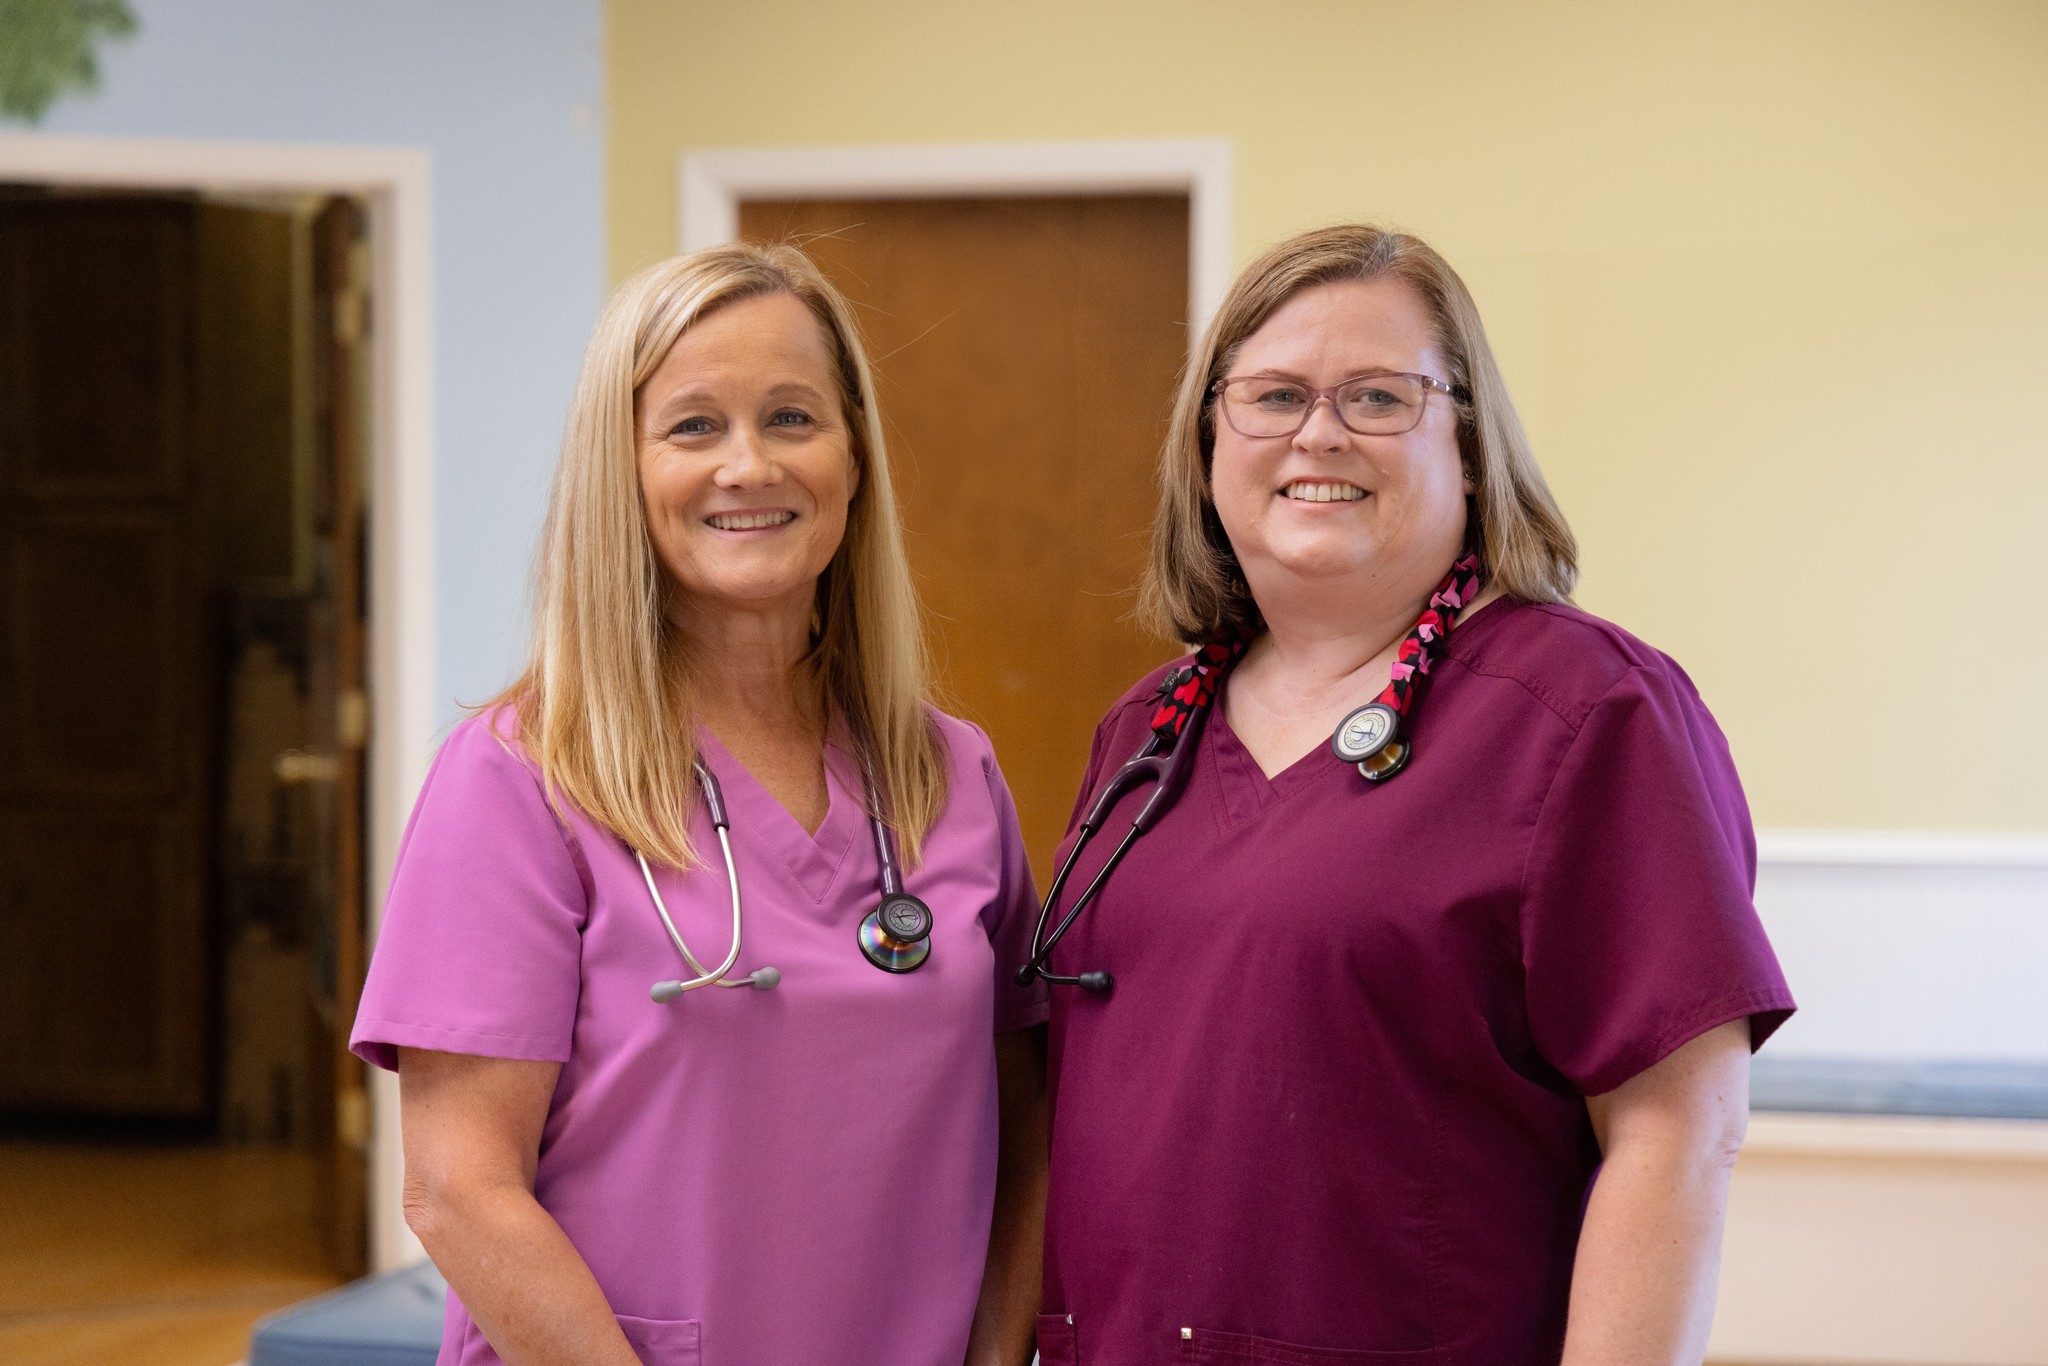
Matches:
[1204,594,1522,827]
[695,727,863,905]
[1206,684,1346,828]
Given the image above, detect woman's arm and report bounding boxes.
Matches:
[398,1047,641,1366]
[1562,1019,1752,1366]
[964,1025,1050,1366]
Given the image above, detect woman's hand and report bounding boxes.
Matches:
[964,1026,1049,1366]
[1563,1019,1752,1366]
[399,1048,643,1366]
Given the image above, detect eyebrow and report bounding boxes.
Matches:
[1241,366,1409,382]
[644,380,832,423]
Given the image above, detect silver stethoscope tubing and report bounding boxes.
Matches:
[641,758,933,1002]
[641,761,772,1000]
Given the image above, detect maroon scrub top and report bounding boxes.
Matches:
[1037,599,1795,1366]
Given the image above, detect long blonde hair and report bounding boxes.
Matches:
[495,242,946,868]
[1144,224,1577,642]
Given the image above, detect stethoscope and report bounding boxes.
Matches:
[1015,553,1484,996]
[643,759,935,1002]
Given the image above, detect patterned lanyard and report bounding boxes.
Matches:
[1150,552,1486,782]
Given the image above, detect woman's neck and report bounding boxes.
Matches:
[1241,572,1435,706]
[1227,557,1503,765]
[676,596,823,746]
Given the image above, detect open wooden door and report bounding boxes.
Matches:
[737,197,1188,879]
[308,196,372,1276]
[0,197,215,1121]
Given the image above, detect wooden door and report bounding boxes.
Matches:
[309,196,372,1275]
[0,197,213,1117]
[737,197,1187,880]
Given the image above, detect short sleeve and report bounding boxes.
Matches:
[349,715,590,1071]
[1519,663,1795,1096]
[1065,707,1125,833]
[1062,684,1165,835]
[974,733,1051,1033]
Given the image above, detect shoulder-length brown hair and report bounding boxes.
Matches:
[1143,224,1577,643]
[493,242,946,869]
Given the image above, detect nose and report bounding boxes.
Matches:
[713,428,780,488]
[1293,394,1349,452]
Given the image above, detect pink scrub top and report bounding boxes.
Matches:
[351,707,1047,1366]
[1036,600,1796,1366]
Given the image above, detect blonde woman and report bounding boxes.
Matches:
[352,244,1048,1366]
[1025,226,1793,1364]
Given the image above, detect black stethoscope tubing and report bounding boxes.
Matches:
[1015,688,1218,994]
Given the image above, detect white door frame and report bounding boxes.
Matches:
[0,132,434,1272]
[679,138,1234,339]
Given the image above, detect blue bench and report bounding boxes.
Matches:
[1749,1055,2048,1120]
[248,1260,445,1366]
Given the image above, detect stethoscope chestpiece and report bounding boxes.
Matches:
[1333,700,1413,781]
[1356,739,1410,782]
[1331,702,1400,764]
[859,892,934,973]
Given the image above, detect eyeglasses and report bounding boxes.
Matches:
[1211,371,1469,439]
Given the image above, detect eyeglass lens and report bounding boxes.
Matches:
[1220,375,1433,437]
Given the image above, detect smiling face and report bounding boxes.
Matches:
[635,290,860,628]
[1210,276,1471,613]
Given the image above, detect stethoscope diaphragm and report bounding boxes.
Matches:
[859,893,934,973]
[1331,701,1400,764]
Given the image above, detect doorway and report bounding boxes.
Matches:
[0,187,370,1363]
[738,195,1189,877]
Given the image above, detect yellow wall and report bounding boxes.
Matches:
[609,0,2048,833]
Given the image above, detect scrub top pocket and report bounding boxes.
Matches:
[616,1313,702,1363]
[1178,1326,1438,1364]
[1037,1312,1079,1364]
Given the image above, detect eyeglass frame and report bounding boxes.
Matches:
[1209,371,1472,439]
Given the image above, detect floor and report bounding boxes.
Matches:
[0,1142,343,1366]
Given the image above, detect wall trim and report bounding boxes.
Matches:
[1751,827,2048,1065]
[1744,1110,2048,1161]
[1759,828,2048,869]
[0,132,434,1272]
[678,138,1234,340]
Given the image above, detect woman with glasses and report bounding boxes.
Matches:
[1030,225,1794,1365]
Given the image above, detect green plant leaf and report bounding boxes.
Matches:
[0,0,139,125]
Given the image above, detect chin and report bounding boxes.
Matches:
[1265,536,1382,580]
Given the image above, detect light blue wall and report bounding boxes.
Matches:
[35,0,607,719]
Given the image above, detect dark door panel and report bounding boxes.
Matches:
[0,198,211,1120]
[5,202,192,500]
[0,508,189,800]
[0,810,207,1114]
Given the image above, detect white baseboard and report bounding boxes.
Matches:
[1753,830,2048,1061]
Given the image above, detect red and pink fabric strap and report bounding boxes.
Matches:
[1377,550,1484,722]
[1149,551,1486,744]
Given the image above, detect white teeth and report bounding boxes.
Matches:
[707,510,796,530]
[1281,481,1366,503]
